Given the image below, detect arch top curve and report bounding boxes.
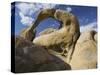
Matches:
[30,8,79,33]
[30,9,63,31]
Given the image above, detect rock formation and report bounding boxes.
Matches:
[31,9,57,29]
[19,25,36,41]
[19,9,58,41]
[15,9,97,72]
[15,36,71,73]
[39,28,57,36]
[33,9,80,63]
[70,30,97,69]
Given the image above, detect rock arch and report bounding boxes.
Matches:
[20,9,56,41]
[33,9,80,63]
[19,9,60,41]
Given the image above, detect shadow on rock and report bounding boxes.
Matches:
[15,36,71,73]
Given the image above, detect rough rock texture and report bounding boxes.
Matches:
[15,36,71,73]
[39,28,57,36]
[33,9,80,62]
[19,27,36,41]
[70,30,97,69]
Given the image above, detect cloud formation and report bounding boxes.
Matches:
[66,7,72,12]
[19,12,34,26]
[16,2,57,26]
[80,21,97,32]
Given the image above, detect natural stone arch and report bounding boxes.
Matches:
[33,9,80,63]
[19,9,61,41]
[31,9,63,31]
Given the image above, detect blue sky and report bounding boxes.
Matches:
[11,2,97,36]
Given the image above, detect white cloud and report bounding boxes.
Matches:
[19,12,34,26]
[80,21,97,32]
[66,7,72,12]
[16,2,57,26]
[41,3,56,9]
[16,3,34,16]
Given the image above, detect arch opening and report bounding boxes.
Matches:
[35,17,61,36]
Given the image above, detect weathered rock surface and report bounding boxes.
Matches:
[33,9,80,62]
[39,28,57,36]
[15,36,71,73]
[70,30,97,69]
[32,9,56,29]
[19,27,36,42]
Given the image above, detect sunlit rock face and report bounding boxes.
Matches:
[70,30,97,69]
[39,28,57,36]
